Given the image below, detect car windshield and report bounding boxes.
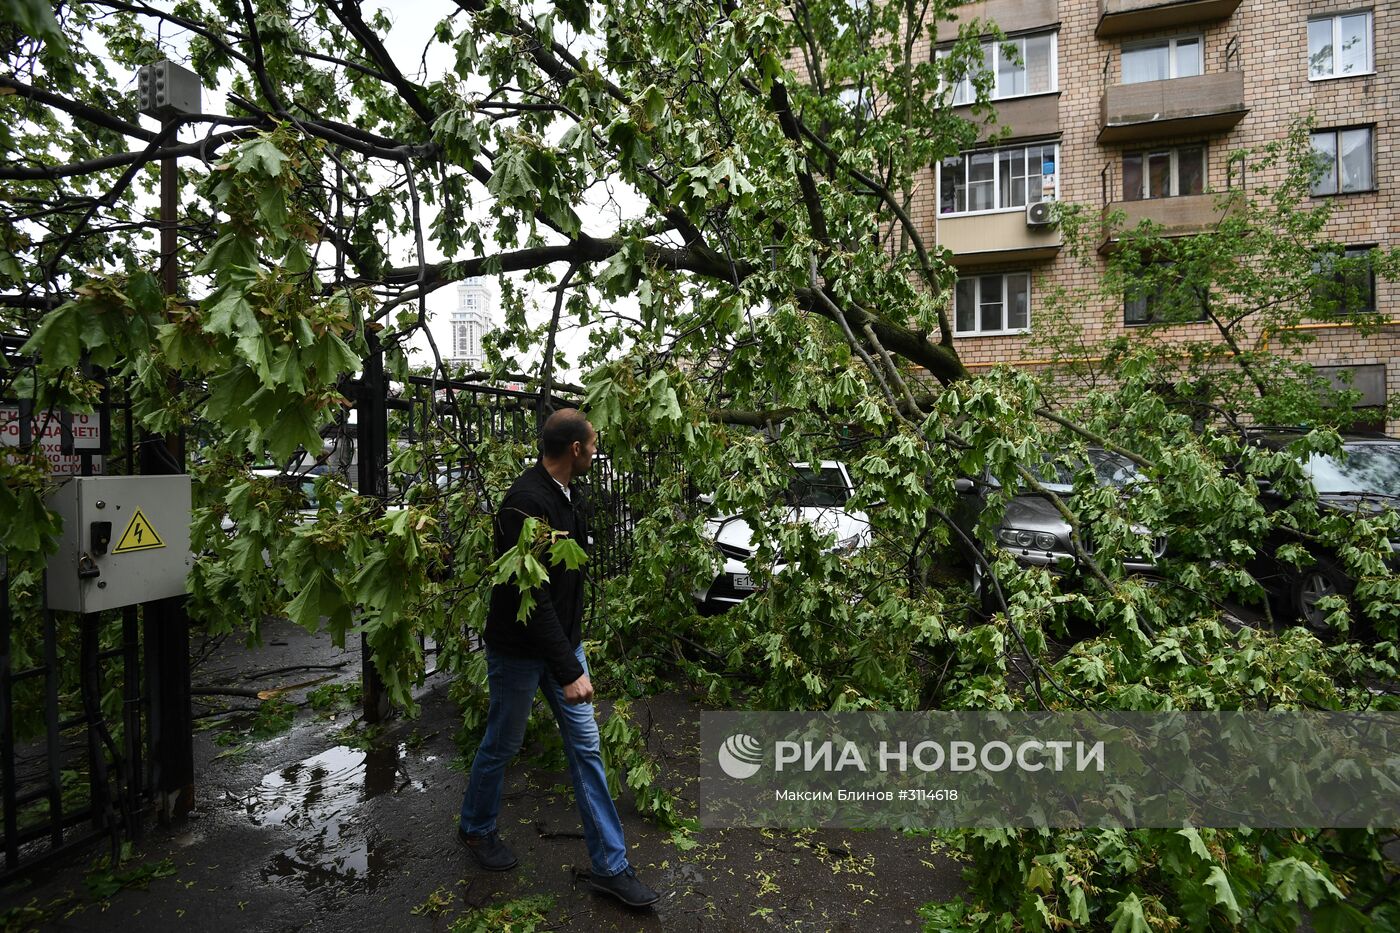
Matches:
[1012,448,1141,492]
[782,466,850,507]
[1306,443,1400,497]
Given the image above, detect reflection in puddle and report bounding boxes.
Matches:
[240,744,426,891]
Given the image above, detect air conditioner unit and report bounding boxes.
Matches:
[1025,201,1056,228]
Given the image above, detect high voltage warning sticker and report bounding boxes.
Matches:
[113,508,166,553]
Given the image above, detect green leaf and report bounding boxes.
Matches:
[266,344,306,393]
[2,0,67,50]
[1204,867,1241,922]
[645,372,682,423]
[1265,858,1343,908]
[1107,892,1151,933]
[1066,886,1091,925]
[548,536,588,570]
[126,270,164,315]
[265,401,324,462]
[236,138,289,178]
[486,147,536,200]
[306,332,363,378]
[0,246,22,284]
[1025,863,1054,894]
[204,284,257,337]
[1177,827,1212,862]
[204,367,265,425]
[285,571,323,629]
[21,304,82,369]
[255,183,290,239]
[235,331,276,382]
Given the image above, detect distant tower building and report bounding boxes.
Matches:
[450,278,492,370]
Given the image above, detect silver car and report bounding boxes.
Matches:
[953,448,1164,594]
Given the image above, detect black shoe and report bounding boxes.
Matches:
[589,865,660,908]
[457,827,518,871]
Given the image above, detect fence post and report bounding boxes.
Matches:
[357,330,391,723]
[141,112,194,824]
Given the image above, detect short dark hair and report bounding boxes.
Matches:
[540,408,593,458]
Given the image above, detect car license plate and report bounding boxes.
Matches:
[732,573,756,592]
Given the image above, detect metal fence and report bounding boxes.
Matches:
[0,337,147,881]
[0,326,676,880]
[362,366,684,616]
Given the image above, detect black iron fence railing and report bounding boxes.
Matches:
[1,337,144,882]
[2,322,677,879]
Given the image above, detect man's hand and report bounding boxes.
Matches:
[563,673,594,705]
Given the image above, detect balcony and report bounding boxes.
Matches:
[935,0,1058,42]
[1099,70,1246,144]
[937,210,1063,267]
[953,93,1060,144]
[1096,0,1242,39]
[1098,191,1238,253]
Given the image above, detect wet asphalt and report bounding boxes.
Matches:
[0,618,967,931]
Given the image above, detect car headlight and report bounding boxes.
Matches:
[998,528,1059,551]
[833,533,862,553]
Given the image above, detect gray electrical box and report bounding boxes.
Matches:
[136,60,202,118]
[45,475,193,613]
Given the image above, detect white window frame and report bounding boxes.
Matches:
[937,31,1059,105]
[938,142,1060,217]
[1123,145,1206,200]
[954,272,1032,336]
[1121,34,1203,83]
[1308,11,1374,81]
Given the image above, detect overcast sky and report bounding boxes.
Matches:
[137,0,640,383]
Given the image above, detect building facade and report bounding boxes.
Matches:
[449,278,493,370]
[917,0,1397,428]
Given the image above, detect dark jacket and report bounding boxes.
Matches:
[484,462,590,685]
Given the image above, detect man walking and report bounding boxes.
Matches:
[457,408,660,908]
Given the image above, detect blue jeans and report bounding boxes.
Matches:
[459,643,630,877]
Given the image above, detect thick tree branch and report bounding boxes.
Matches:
[0,76,156,142]
[328,0,437,128]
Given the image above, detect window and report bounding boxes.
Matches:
[1122,146,1205,201]
[1311,127,1374,195]
[1314,364,1387,431]
[837,86,874,120]
[1122,36,1202,84]
[940,142,1058,215]
[1124,264,1208,325]
[1313,246,1377,314]
[1309,12,1373,79]
[937,31,1057,105]
[955,273,1030,335]
[784,466,852,507]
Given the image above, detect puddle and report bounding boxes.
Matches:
[238,744,426,891]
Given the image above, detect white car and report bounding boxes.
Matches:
[219,468,327,534]
[693,461,871,610]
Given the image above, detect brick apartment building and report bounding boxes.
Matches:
[915,0,1397,429]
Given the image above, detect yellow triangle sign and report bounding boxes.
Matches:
[113,508,166,553]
